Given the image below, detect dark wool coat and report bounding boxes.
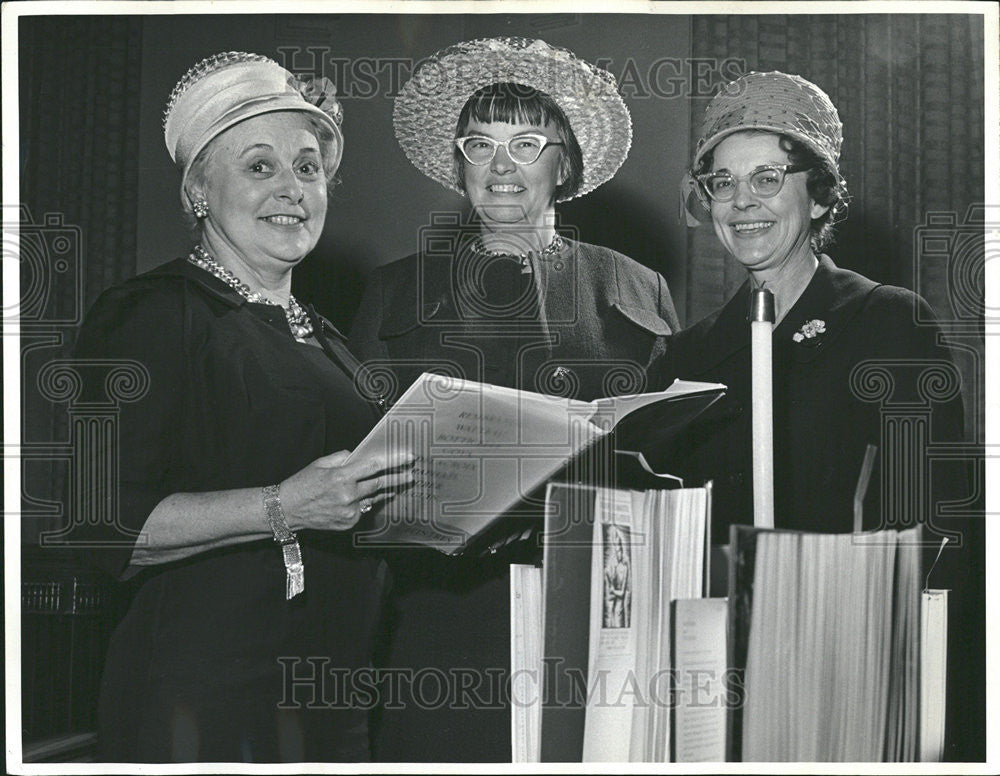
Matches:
[349,237,679,404]
[348,236,679,762]
[654,255,967,544]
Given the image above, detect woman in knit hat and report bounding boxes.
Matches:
[661,70,966,545]
[74,51,412,762]
[654,70,978,761]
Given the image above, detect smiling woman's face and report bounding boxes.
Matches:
[708,131,827,278]
[461,118,565,231]
[194,111,328,276]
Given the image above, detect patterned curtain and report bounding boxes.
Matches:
[19,17,143,544]
[686,14,985,441]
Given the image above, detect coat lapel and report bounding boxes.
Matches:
[676,255,881,377]
[775,255,880,364]
[678,279,754,376]
[531,238,572,336]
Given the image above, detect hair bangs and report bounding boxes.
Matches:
[463,83,558,129]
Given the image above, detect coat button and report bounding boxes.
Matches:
[726,472,745,486]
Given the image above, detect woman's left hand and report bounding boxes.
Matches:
[279,449,416,532]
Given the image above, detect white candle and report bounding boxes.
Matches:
[750,288,775,529]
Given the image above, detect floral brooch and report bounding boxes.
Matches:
[792,319,826,343]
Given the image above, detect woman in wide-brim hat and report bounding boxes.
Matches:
[348,37,680,762]
[73,51,413,762]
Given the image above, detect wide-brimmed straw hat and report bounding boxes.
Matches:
[393,37,632,202]
[163,51,344,207]
[693,70,843,173]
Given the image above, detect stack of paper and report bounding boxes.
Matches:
[734,526,929,762]
[511,564,543,763]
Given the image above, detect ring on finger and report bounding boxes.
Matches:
[359,498,373,515]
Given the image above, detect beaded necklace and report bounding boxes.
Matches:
[188,244,313,341]
[471,234,564,262]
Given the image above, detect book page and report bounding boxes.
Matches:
[920,590,948,762]
[651,490,672,762]
[671,597,728,762]
[588,379,725,427]
[895,527,922,761]
[351,373,600,553]
[628,491,655,762]
[511,564,543,763]
[582,489,642,762]
[738,527,925,762]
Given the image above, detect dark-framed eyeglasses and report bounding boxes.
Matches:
[695,163,812,202]
[454,133,564,166]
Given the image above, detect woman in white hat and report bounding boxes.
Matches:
[348,37,679,762]
[73,52,412,761]
[661,70,967,545]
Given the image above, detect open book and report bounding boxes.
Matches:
[512,482,715,763]
[350,373,724,554]
[581,487,712,762]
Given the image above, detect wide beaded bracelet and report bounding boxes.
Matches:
[262,484,305,599]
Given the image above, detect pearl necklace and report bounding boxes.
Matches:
[188,244,314,341]
[471,234,564,262]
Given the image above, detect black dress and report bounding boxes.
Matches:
[73,258,384,762]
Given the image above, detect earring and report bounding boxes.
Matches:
[192,199,209,219]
